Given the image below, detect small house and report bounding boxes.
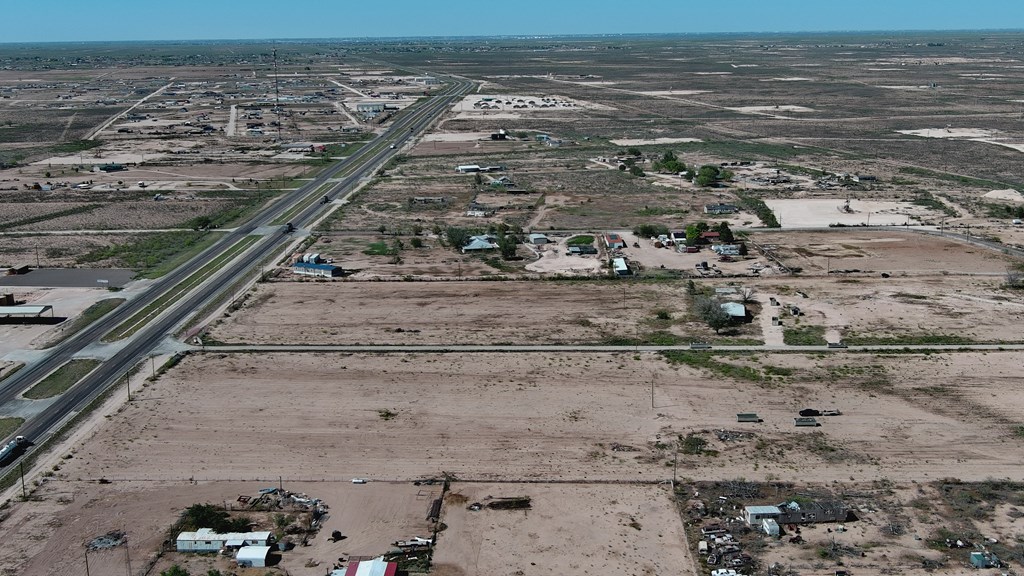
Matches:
[604,233,626,250]
[462,235,498,252]
[176,529,274,552]
[455,164,481,173]
[612,257,631,276]
[743,506,781,527]
[293,262,343,278]
[705,204,740,215]
[528,233,550,245]
[762,518,780,537]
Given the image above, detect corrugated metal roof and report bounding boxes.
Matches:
[744,505,781,515]
[236,545,272,562]
[177,529,272,542]
[348,558,397,576]
[720,302,746,317]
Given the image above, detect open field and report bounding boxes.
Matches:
[205,279,767,346]
[434,483,691,576]
[7,32,1024,576]
[6,348,1024,574]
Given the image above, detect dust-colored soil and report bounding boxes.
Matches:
[434,484,691,576]
[207,280,679,345]
[7,348,1024,574]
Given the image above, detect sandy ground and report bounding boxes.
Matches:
[753,230,1015,275]
[983,189,1024,202]
[897,128,995,138]
[731,105,815,113]
[434,484,691,576]
[206,280,674,345]
[8,347,1024,574]
[0,287,118,357]
[420,132,495,142]
[609,137,702,146]
[765,198,934,228]
[36,349,1024,486]
[523,238,604,275]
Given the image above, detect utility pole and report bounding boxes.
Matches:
[84,549,90,576]
[124,537,132,576]
[125,372,131,402]
[672,441,679,489]
[20,461,26,499]
[650,373,655,410]
[150,355,156,379]
[273,46,282,141]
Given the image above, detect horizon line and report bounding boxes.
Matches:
[2,28,1023,46]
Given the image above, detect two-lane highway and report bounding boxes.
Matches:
[0,78,473,465]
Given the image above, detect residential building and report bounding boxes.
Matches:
[604,233,626,249]
[293,262,343,278]
[176,529,274,552]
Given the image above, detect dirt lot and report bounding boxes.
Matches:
[434,483,691,576]
[755,229,1016,275]
[7,349,1024,574]
[206,280,686,345]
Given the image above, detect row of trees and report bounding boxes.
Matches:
[650,150,735,187]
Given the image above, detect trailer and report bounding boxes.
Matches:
[394,537,433,548]
[0,436,27,466]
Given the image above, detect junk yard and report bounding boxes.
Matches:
[3,27,1024,576]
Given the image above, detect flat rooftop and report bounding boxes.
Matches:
[0,268,134,288]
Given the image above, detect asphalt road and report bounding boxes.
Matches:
[0,79,473,463]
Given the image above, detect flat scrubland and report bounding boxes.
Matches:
[7,32,1024,576]
[7,349,1024,575]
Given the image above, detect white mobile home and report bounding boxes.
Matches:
[176,528,274,552]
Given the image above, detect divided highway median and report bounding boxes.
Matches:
[102,235,262,342]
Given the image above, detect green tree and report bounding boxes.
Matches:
[633,223,669,238]
[627,147,642,157]
[653,150,686,174]
[693,296,731,334]
[629,165,645,177]
[161,565,190,576]
[715,222,735,243]
[696,165,721,187]
[410,237,424,249]
[685,221,710,246]
[497,234,518,260]
[445,226,470,249]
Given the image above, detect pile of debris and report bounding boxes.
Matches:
[699,523,752,571]
[87,531,127,550]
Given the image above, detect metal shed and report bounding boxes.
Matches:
[236,545,272,568]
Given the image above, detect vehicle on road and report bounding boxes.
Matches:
[0,436,28,466]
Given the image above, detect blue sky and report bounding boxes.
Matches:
[2,0,1022,42]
